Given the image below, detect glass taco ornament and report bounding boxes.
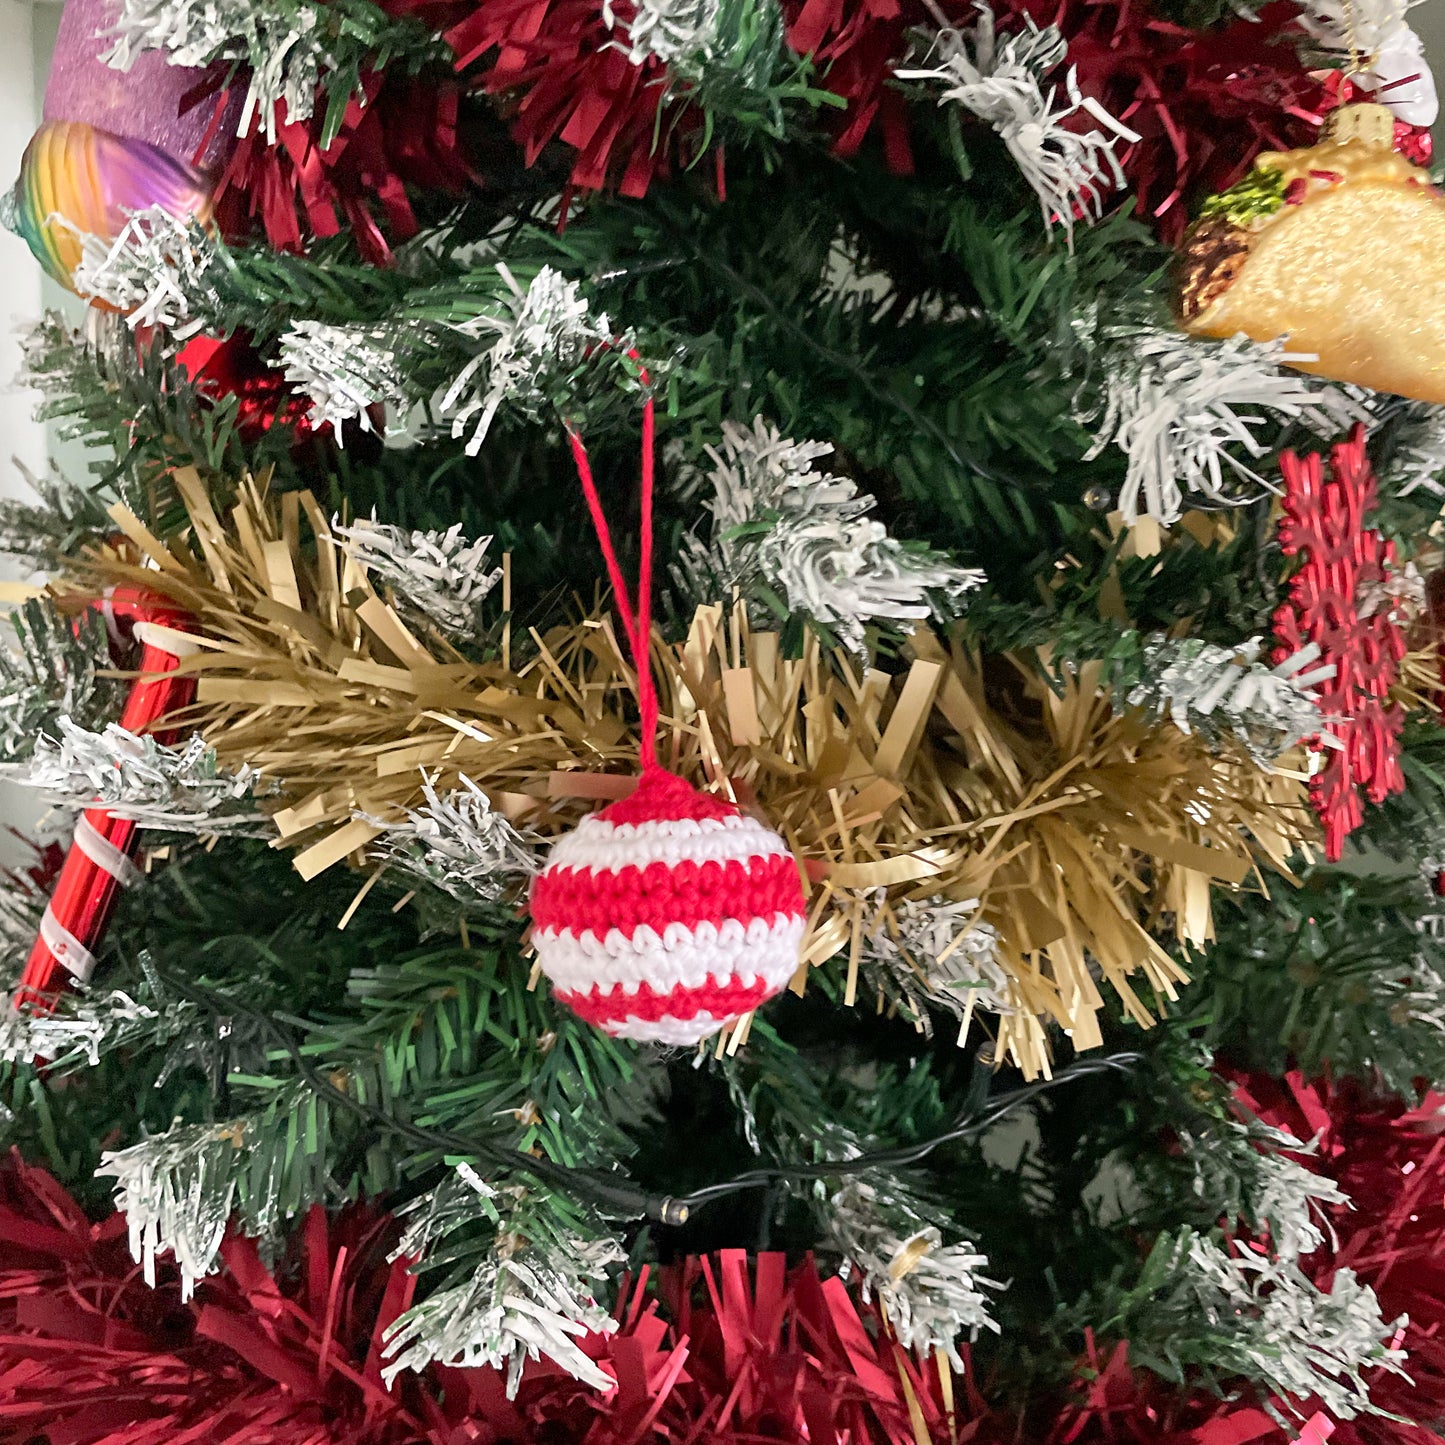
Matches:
[1177,103,1445,404]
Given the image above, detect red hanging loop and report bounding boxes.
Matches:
[565,359,660,772]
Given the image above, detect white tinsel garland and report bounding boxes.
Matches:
[0,871,41,965]
[862,895,1011,1041]
[828,1176,1001,1367]
[678,417,983,654]
[99,1122,244,1295]
[1385,402,1445,498]
[366,775,540,904]
[0,995,108,1068]
[278,323,412,438]
[1179,1232,1406,1419]
[0,609,117,766]
[896,3,1137,239]
[102,0,331,139]
[603,0,725,68]
[334,517,504,643]
[1124,637,1333,766]
[66,208,214,336]
[280,266,620,453]
[1244,1128,1350,1261]
[0,988,189,1070]
[12,718,265,832]
[383,1169,622,1395]
[438,265,621,455]
[1356,558,1425,627]
[1075,329,1365,524]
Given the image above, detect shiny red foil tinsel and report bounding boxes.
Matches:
[441,0,1330,236]
[201,0,1336,248]
[0,1105,1428,1445]
[209,72,473,264]
[186,0,474,261]
[0,1155,967,1444]
[781,0,1331,241]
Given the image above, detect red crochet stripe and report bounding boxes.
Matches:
[531,852,805,938]
[557,975,777,1026]
[596,767,741,826]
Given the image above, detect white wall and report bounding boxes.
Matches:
[0,1,46,500]
[0,2,48,860]
[1410,0,1445,146]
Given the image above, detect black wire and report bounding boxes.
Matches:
[668,1051,1142,1212]
[156,969,1139,1225]
[158,970,658,1218]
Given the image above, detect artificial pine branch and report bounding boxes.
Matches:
[0,600,124,765]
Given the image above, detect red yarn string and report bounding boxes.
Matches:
[565,363,659,771]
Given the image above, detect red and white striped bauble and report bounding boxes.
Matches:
[530,768,808,1044]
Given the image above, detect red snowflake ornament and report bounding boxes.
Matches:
[1272,424,1406,862]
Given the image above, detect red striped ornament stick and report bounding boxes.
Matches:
[17,590,196,1003]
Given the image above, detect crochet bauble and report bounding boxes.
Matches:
[530,768,808,1045]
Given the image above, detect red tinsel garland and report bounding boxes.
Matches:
[178,0,475,260]
[445,0,698,200]
[784,0,1330,241]
[441,0,1330,235]
[0,1153,961,1444]
[209,71,473,264]
[200,0,1334,250]
[4,1076,1434,1445]
[0,1132,1415,1445]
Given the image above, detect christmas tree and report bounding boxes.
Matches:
[2,0,1445,1439]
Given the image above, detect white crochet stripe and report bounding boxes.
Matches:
[543,812,792,876]
[536,912,806,997]
[604,1011,737,1045]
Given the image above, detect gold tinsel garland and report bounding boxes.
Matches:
[57,472,1328,1075]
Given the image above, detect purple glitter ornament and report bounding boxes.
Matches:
[43,0,242,171]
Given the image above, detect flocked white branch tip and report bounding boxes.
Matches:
[896,2,1138,239]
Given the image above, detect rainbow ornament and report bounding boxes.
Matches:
[2,120,213,294]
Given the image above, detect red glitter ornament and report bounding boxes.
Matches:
[174,332,387,451]
[176,331,314,440]
[1271,425,1406,862]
